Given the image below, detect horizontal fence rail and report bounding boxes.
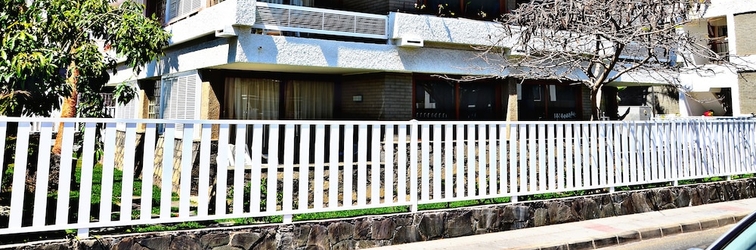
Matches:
[0,117,755,236]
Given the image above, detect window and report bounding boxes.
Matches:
[223,77,334,120]
[161,73,201,137]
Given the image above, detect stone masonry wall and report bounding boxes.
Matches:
[14,178,756,250]
[739,72,756,115]
[734,12,756,56]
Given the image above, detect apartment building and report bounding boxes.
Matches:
[109,0,755,124]
[677,0,756,117]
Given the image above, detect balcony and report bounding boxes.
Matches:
[253,2,388,40]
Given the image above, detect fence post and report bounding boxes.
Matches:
[410,119,419,212]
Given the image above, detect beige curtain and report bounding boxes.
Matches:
[224,77,280,120]
[285,80,333,119]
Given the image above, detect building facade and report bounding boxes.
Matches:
[109,0,756,125]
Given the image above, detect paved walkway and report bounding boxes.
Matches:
[372,198,756,250]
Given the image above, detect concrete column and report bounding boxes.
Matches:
[505,78,518,122]
[727,13,737,56]
[137,90,148,132]
[200,81,221,139]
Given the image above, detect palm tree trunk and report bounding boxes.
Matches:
[52,65,78,155]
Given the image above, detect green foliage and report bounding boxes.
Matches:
[0,0,170,117]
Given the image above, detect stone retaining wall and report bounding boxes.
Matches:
[10,178,756,250]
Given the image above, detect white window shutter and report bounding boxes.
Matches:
[161,72,200,139]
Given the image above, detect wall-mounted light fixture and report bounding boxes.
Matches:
[352,95,363,102]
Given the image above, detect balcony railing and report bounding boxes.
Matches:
[253,2,388,40]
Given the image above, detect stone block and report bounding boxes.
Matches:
[201,233,230,249]
[328,222,355,242]
[445,211,473,237]
[700,219,720,230]
[170,235,201,250]
[630,193,652,213]
[231,233,262,250]
[252,232,277,250]
[534,208,549,227]
[138,236,172,250]
[392,226,421,244]
[307,225,330,250]
[371,219,396,240]
[418,213,445,240]
[353,219,371,240]
[567,240,594,250]
[332,240,355,250]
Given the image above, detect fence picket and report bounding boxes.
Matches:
[314,124,326,208]
[233,124,246,214]
[179,124,195,218]
[479,125,488,196]
[357,124,368,206]
[565,124,574,189]
[554,124,569,190]
[489,124,498,195]
[444,124,454,198]
[432,124,442,200]
[538,124,546,191]
[582,124,590,187]
[100,122,118,222]
[299,125,311,210]
[57,122,77,224]
[529,124,537,192]
[650,123,659,182]
[457,124,465,198]
[0,121,5,190]
[120,123,138,221]
[330,125,341,207]
[250,124,263,213]
[267,125,280,212]
[509,125,518,195]
[597,124,606,187]
[32,122,53,227]
[396,125,406,203]
[343,125,355,207]
[9,122,30,228]
[197,124,212,216]
[216,124,230,215]
[372,124,382,204]
[282,124,295,213]
[548,124,556,191]
[384,125,395,204]
[80,122,99,224]
[421,124,430,201]
[468,124,477,196]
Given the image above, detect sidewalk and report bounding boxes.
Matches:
[372,198,756,250]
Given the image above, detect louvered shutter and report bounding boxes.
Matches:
[160,73,200,139]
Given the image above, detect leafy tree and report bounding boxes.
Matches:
[0,0,169,153]
[478,0,749,120]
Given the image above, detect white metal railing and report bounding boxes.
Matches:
[0,117,755,237]
[253,2,388,39]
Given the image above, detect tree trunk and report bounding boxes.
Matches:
[589,87,602,121]
[52,65,78,155]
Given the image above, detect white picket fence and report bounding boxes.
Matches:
[0,117,755,237]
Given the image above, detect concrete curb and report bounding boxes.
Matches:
[524,214,749,250]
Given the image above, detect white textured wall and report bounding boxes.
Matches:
[390,12,508,47]
[235,28,502,75]
[164,0,256,46]
[695,0,756,19]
